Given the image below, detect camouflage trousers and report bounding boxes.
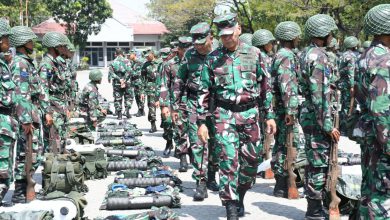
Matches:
[271,113,299,177]
[215,121,261,201]
[173,110,189,157]
[146,94,156,122]
[14,124,43,180]
[43,111,67,153]
[134,87,145,111]
[161,111,174,141]
[113,86,134,113]
[339,91,355,134]
[359,137,390,220]
[0,134,15,186]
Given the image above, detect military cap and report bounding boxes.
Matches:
[89,69,103,81]
[0,19,11,38]
[364,4,390,36]
[170,41,179,48]
[275,21,301,41]
[343,36,360,49]
[252,29,275,47]
[362,40,372,49]
[213,13,238,36]
[190,22,211,44]
[239,33,253,46]
[305,14,337,38]
[159,47,171,59]
[10,26,37,47]
[178,36,192,48]
[42,32,67,48]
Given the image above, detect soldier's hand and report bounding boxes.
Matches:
[108,79,111,83]
[350,87,354,97]
[101,109,107,115]
[140,94,145,102]
[171,110,179,124]
[22,123,34,135]
[93,121,98,128]
[197,124,209,144]
[155,101,160,108]
[285,115,294,126]
[161,107,170,119]
[328,128,340,143]
[266,119,277,135]
[66,110,71,119]
[45,114,53,126]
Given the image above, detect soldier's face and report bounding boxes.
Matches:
[293,37,300,48]
[147,53,154,61]
[221,25,241,51]
[263,42,273,53]
[194,35,213,55]
[325,34,333,47]
[25,40,34,54]
[130,54,136,60]
[0,35,10,53]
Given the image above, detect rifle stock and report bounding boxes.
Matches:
[25,132,36,202]
[49,125,59,154]
[263,133,274,179]
[286,125,299,199]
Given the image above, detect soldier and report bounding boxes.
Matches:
[108,48,132,119]
[355,4,390,219]
[361,40,372,54]
[197,13,276,219]
[79,69,107,130]
[9,26,49,203]
[0,19,33,204]
[238,33,253,46]
[141,49,160,133]
[326,38,340,85]
[337,36,359,134]
[299,14,340,219]
[173,22,219,201]
[39,32,69,153]
[270,21,301,198]
[129,49,146,117]
[65,41,78,111]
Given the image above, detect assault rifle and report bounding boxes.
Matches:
[25,132,36,202]
[95,138,141,146]
[285,125,299,199]
[263,134,274,179]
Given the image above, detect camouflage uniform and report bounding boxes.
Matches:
[108,55,132,118]
[129,52,145,116]
[197,14,274,207]
[355,4,390,219]
[270,21,301,197]
[66,42,78,111]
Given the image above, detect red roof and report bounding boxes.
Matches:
[32,18,67,35]
[127,22,169,35]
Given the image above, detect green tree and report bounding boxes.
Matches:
[45,0,113,48]
[0,0,50,27]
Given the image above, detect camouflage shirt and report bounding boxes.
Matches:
[108,56,131,85]
[141,59,160,95]
[79,82,104,122]
[159,56,181,108]
[197,42,275,125]
[338,50,358,90]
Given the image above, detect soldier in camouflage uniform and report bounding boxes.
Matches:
[337,36,359,134]
[0,19,33,204]
[172,22,219,201]
[270,21,301,199]
[299,14,341,219]
[238,33,253,46]
[128,50,145,117]
[197,14,276,219]
[39,32,69,154]
[9,26,49,203]
[326,38,340,85]
[108,48,132,119]
[79,69,107,130]
[355,4,390,219]
[161,37,192,172]
[65,41,78,111]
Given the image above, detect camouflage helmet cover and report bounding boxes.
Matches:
[89,69,103,81]
[42,32,67,48]
[0,18,11,38]
[190,22,210,44]
[252,29,275,47]
[305,14,338,38]
[159,47,171,59]
[363,4,390,36]
[362,40,372,49]
[10,26,37,47]
[239,33,253,46]
[275,21,301,41]
[343,36,360,49]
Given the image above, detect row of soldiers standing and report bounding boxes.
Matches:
[0,20,78,205]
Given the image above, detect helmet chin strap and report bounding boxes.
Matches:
[23,45,33,54]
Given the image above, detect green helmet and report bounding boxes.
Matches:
[239,33,253,46]
[364,4,390,36]
[362,40,371,49]
[10,26,37,47]
[42,32,66,48]
[305,14,337,38]
[328,38,338,48]
[275,21,301,41]
[252,29,275,47]
[67,43,76,52]
[343,36,360,49]
[0,19,11,38]
[89,69,103,82]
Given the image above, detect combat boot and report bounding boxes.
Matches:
[136,109,145,117]
[12,180,27,204]
[0,183,8,206]
[178,154,188,172]
[273,175,288,198]
[163,140,173,157]
[149,121,157,133]
[125,108,131,119]
[225,200,239,220]
[193,180,208,201]
[237,187,247,217]
[305,198,325,220]
[206,170,219,192]
[117,111,122,120]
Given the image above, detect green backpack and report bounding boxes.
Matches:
[42,153,87,194]
[0,210,54,220]
[79,148,108,180]
[44,191,88,220]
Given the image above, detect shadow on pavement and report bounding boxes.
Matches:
[179,204,225,220]
[253,201,305,220]
[251,182,275,195]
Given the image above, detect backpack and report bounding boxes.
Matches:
[79,148,108,180]
[42,153,87,194]
[44,191,88,220]
[0,210,54,220]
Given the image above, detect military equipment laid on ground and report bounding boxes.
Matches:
[98,95,114,115]
[95,137,142,146]
[0,210,55,220]
[94,206,179,220]
[98,130,143,138]
[68,118,94,144]
[107,157,163,172]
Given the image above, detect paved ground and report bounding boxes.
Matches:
[1,68,361,219]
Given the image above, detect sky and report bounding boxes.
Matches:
[113,0,150,15]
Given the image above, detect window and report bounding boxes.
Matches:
[107,47,117,62]
[145,42,156,46]
[133,42,144,46]
[119,42,130,46]
[91,42,102,46]
[107,42,117,46]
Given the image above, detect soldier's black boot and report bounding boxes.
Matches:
[125,108,131,119]
[0,183,8,206]
[117,111,123,120]
[305,198,325,220]
[273,175,288,198]
[237,187,247,217]
[163,140,173,157]
[178,154,188,172]
[135,108,144,117]
[149,121,157,133]
[193,180,208,201]
[12,180,27,204]
[206,170,219,192]
[225,200,239,220]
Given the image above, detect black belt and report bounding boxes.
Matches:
[216,99,257,112]
[0,107,12,115]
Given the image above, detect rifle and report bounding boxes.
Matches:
[348,95,354,117]
[263,133,274,179]
[95,138,141,146]
[25,132,36,202]
[49,125,59,154]
[285,125,299,199]
[327,90,341,220]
